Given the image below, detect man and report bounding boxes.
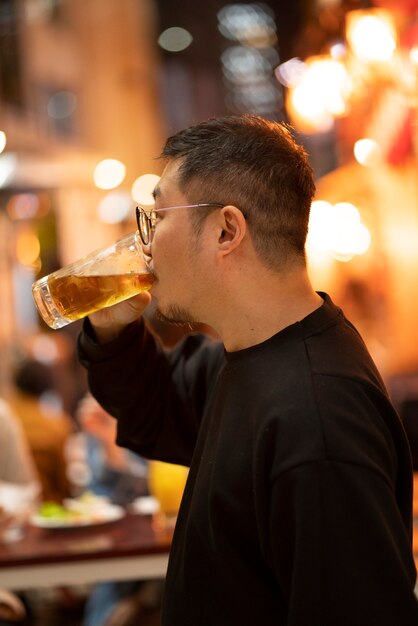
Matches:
[78,115,418,625]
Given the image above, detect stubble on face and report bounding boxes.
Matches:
[154,303,198,326]
[150,263,201,326]
[152,221,207,327]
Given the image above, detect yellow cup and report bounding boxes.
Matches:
[148,461,188,521]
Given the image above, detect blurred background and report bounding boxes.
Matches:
[0,0,417,415]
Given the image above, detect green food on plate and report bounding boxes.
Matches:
[38,502,80,519]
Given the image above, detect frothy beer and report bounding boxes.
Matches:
[47,271,154,322]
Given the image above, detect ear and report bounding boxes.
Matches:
[217,205,246,257]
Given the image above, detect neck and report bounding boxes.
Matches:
[208,264,323,352]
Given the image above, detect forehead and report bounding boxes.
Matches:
[153,159,184,204]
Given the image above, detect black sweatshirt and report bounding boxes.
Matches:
[78,293,418,625]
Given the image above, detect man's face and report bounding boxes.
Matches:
[142,160,212,325]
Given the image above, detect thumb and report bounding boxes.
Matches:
[126,291,152,314]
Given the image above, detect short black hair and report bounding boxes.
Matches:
[161,114,316,271]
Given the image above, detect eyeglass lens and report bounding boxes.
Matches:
[136,207,150,245]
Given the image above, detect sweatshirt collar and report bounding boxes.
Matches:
[224,292,341,364]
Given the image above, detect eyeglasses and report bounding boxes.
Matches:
[135,203,225,245]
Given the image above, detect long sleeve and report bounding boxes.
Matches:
[78,319,224,465]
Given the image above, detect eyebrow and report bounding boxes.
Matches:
[152,187,161,201]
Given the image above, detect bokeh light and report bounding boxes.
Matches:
[307,201,336,252]
[218,3,281,118]
[217,3,277,47]
[354,138,382,166]
[346,10,397,63]
[131,174,160,205]
[97,191,132,224]
[274,58,307,88]
[221,45,277,83]
[0,131,6,154]
[47,91,77,119]
[7,193,41,220]
[307,200,371,263]
[286,56,351,133]
[158,27,193,52]
[0,153,17,188]
[410,46,418,65]
[16,231,40,266]
[93,159,126,190]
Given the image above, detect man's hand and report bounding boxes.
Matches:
[88,292,152,343]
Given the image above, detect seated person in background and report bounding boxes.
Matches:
[75,393,148,504]
[0,398,40,626]
[0,395,40,535]
[74,395,159,626]
[8,359,74,503]
[0,397,39,490]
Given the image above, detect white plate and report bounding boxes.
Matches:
[30,504,125,529]
[130,496,160,515]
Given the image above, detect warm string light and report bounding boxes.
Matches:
[276,7,416,266]
[276,8,414,138]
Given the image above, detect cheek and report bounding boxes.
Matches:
[152,230,181,272]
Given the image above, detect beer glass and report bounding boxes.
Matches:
[32,231,153,329]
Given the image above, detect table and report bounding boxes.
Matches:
[2,487,417,593]
[0,511,171,591]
